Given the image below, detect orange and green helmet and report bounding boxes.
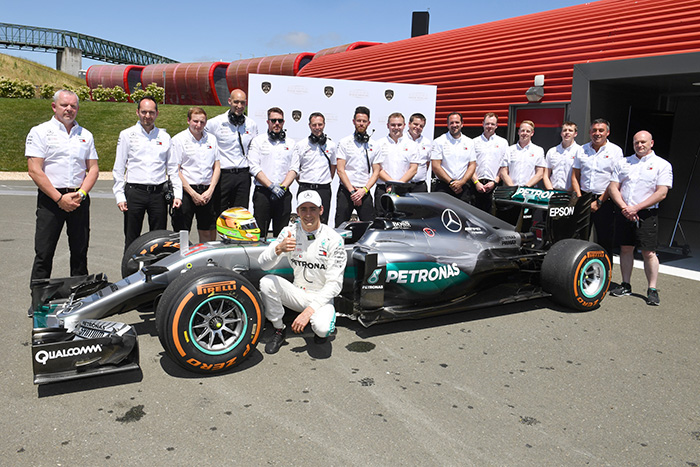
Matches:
[216,207,260,242]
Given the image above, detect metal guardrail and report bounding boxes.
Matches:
[0,23,177,65]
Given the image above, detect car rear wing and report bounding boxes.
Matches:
[493,186,593,246]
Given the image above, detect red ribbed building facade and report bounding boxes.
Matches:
[298,0,700,128]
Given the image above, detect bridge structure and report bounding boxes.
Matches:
[0,23,177,76]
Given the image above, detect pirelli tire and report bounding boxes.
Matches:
[541,239,611,311]
[121,230,183,279]
[155,267,263,375]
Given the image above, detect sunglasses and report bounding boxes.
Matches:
[269,118,284,123]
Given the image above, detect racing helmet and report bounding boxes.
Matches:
[216,207,260,242]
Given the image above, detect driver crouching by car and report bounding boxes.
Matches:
[258,190,347,354]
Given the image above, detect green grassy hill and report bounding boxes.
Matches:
[0,53,85,88]
[0,98,225,172]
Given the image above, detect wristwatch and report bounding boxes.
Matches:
[595,198,603,206]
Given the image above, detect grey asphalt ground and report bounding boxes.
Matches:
[1,180,698,466]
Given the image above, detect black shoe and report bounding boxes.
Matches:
[610,282,632,297]
[313,334,328,345]
[265,327,286,354]
[646,288,660,306]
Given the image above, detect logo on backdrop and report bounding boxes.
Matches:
[261,82,271,94]
[324,86,334,98]
[292,110,302,122]
[385,89,394,101]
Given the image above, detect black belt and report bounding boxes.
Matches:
[127,183,164,193]
[221,167,249,174]
[190,184,210,192]
[299,182,330,190]
[478,178,494,184]
[56,187,79,194]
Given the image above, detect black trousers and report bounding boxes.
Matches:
[123,184,168,250]
[335,186,374,227]
[216,169,251,213]
[590,196,616,263]
[253,186,292,239]
[172,185,216,232]
[473,179,497,213]
[434,179,474,204]
[298,182,332,224]
[31,190,90,283]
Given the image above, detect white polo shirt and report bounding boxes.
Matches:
[205,113,258,169]
[473,133,508,181]
[430,132,476,180]
[501,142,546,186]
[546,142,581,191]
[248,134,296,186]
[336,135,384,187]
[291,137,337,185]
[25,117,98,188]
[376,135,421,184]
[407,133,432,183]
[112,122,181,204]
[574,141,624,195]
[171,129,219,186]
[611,151,673,208]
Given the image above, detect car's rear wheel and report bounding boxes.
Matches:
[155,267,263,374]
[541,239,611,311]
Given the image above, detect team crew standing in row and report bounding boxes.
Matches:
[26,90,674,318]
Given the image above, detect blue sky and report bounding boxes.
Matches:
[2,0,585,70]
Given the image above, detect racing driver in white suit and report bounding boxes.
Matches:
[258,190,347,354]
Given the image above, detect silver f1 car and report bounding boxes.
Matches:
[30,185,610,384]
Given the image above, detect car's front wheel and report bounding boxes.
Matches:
[541,239,611,311]
[155,267,263,374]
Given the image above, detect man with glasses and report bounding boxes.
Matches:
[248,107,296,239]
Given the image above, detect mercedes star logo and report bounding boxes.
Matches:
[441,209,462,232]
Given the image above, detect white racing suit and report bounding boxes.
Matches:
[257,222,347,337]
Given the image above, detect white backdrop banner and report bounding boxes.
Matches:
[246,74,437,227]
[247,73,437,142]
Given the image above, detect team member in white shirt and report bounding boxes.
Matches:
[258,190,347,354]
[406,113,432,192]
[248,107,296,239]
[472,112,508,212]
[375,112,420,213]
[431,112,476,203]
[291,112,337,224]
[113,96,182,250]
[572,118,624,262]
[335,106,384,226]
[500,120,546,187]
[205,89,258,212]
[543,121,582,191]
[26,89,99,289]
[171,107,220,242]
[608,131,673,306]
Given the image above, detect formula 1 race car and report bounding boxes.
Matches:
[30,185,610,384]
